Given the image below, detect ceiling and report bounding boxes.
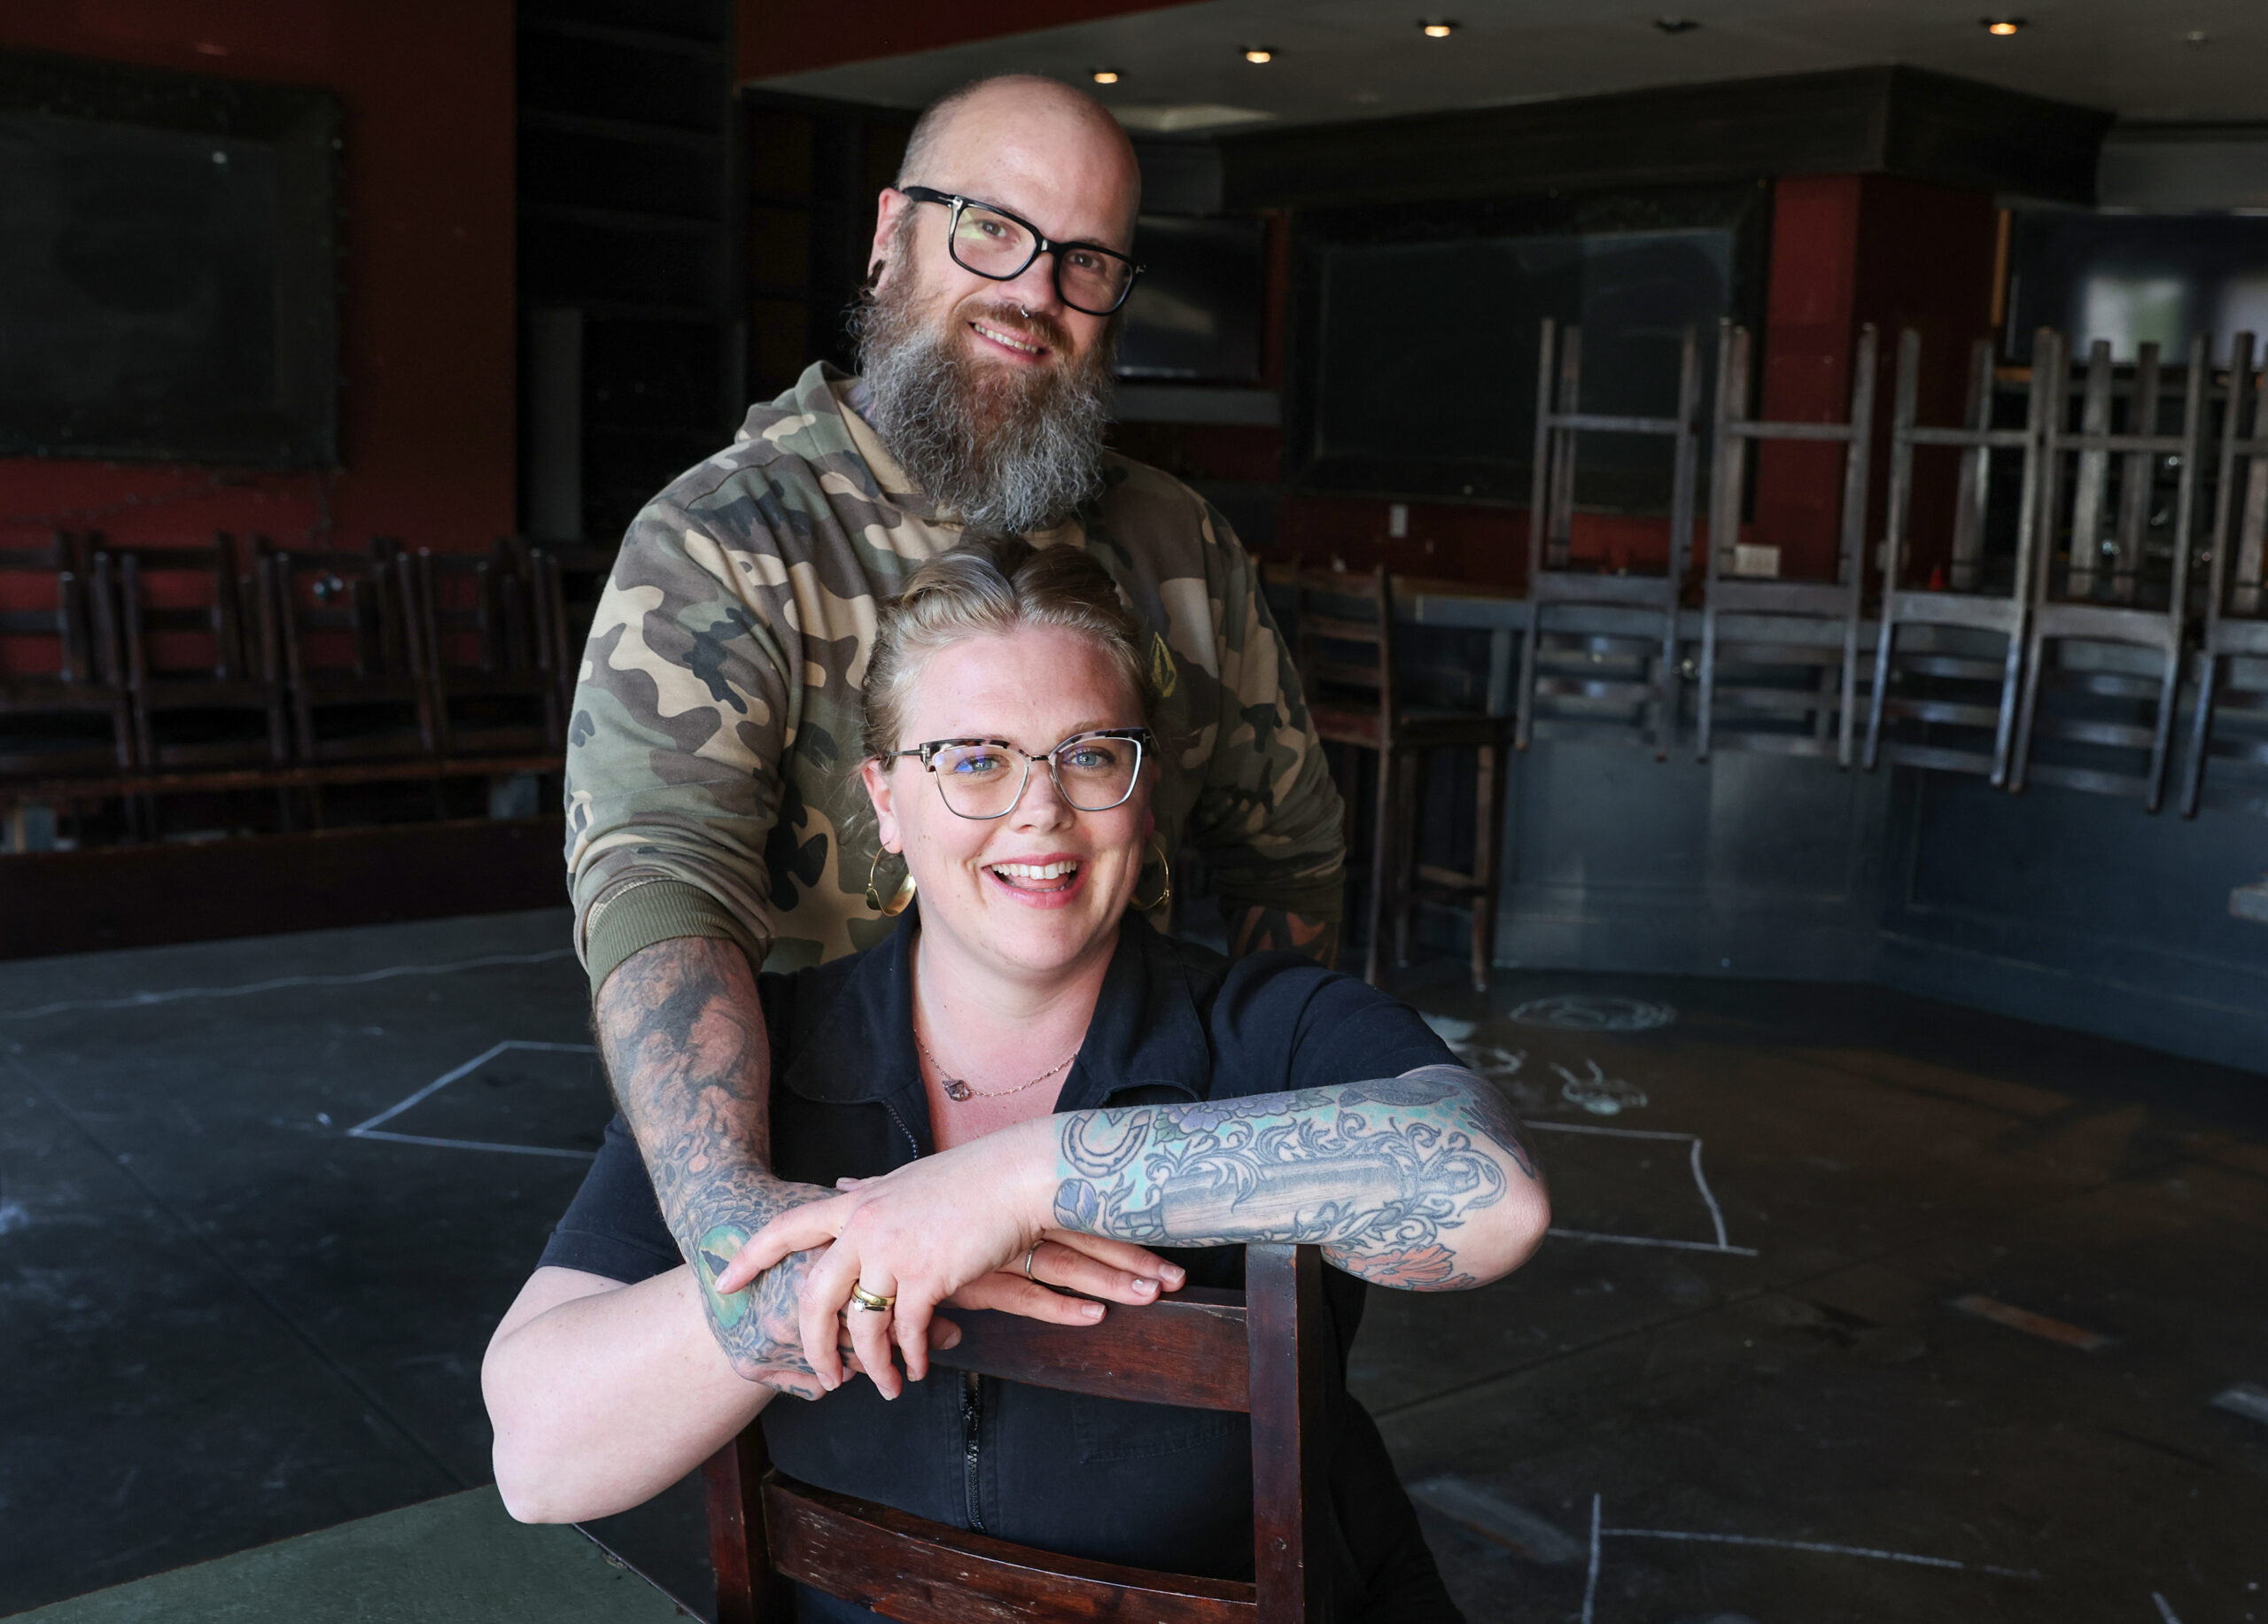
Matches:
[747,0,2268,135]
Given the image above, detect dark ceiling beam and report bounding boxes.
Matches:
[1220,66,2113,211]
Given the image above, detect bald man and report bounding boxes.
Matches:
[551,78,1479,1620]
[563,72,1347,1358]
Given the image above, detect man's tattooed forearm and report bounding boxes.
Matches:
[1049,1065,1539,1291]
[1229,905,1339,968]
[596,937,823,1387]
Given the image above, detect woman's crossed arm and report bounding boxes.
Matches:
[724,1064,1548,1389]
[1052,1064,1546,1289]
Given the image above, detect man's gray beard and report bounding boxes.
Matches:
[853,282,1116,535]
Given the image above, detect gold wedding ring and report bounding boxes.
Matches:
[849,1283,897,1313]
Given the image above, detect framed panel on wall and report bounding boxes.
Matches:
[0,50,340,467]
[1286,183,1769,509]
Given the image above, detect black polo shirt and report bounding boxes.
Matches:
[540,912,1465,1622]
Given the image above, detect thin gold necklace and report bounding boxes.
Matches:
[913,1027,1079,1103]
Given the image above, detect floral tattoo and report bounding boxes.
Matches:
[1051,1066,1537,1291]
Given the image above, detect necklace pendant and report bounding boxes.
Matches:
[944,1079,974,1102]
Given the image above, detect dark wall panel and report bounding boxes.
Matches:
[1880,774,2268,1074]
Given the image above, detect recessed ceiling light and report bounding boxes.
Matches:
[1654,17,1699,34]
[1420,19,1457,38]
[1982,17,2025,35]
[1091,68,1121,84]
[2184,29,2209,43]
[1243,46,1276,64]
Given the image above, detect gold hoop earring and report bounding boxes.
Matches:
[865,848,917,916]
[1131,840,1173,914]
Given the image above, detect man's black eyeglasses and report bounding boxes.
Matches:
[897,184,1143,316]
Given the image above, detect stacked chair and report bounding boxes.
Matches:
[107,534,291,774]
[0,536,135,843]
[0,532,611,849]
[401,540,563,759]
[1866,332,2053,783]
[2180,331,2268,816]
[1515,317,1700,759]
[1695,321,1879,765]
[268,538,436,767]
[2007,332,2209,808]
[528,541,617,727]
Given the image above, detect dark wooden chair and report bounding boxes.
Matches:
[1279,563,1509,991]
[2180,332,2268,815]
[401,541,562,758]
[1864,330,2052,784]
[265,539,438,765]
[1695,321,1878,765]
[0,534,136,797]
[528,540,617,723]
[705,1244,1329,1624]
[2009,331,2209,808]
[102,534,289,771]
[1515,317,1701,759]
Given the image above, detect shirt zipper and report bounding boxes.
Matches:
[960,1370,987,1535]
[879,1099,921,1160]
[883,1094,981,1527]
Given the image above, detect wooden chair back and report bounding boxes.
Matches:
[0,534,135,781]
[99,534,287,768]
[400,542,561,756]
[706,1244,1329,1624]
[1279,561,1397,750]
[266,540,438,763]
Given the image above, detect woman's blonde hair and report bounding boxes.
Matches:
[861,536,1159,760]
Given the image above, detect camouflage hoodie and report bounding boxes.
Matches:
[564,362,1344,991]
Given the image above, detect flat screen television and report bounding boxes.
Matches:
[0,50,339,467]
[1288,185,1767,509]
[1115,215,1263,385]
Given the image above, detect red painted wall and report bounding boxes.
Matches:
[1754,175,1996,581]
[0,3,516,562]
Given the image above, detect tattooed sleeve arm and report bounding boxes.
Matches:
[1050,1065,1549,1290]
[592,935,838,1390]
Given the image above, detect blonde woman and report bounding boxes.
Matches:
[485,538,1549,1621]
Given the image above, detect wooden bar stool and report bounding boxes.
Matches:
[1278,561,1510,991]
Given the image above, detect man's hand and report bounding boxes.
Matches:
[719,1128,1186,1397]
[1228,904,1338,967]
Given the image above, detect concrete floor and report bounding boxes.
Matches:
[3,911,2264,1621]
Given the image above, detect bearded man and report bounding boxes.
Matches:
[563,69,1348,1371]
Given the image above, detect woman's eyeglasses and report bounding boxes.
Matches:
[897,185,1143,316]
[892,729,1150,820]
